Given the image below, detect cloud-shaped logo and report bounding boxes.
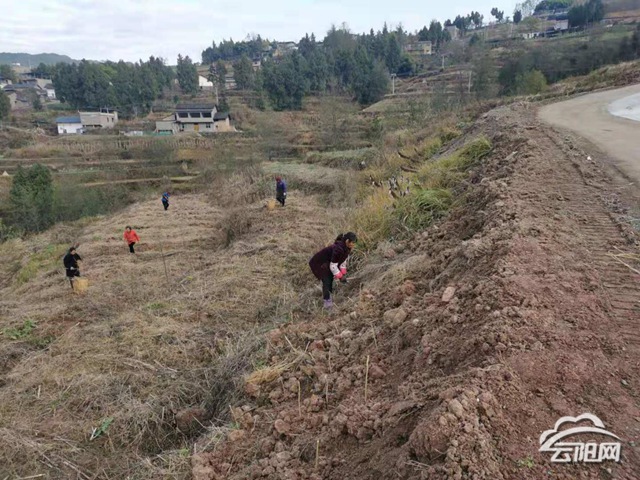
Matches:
[539,413,619,451]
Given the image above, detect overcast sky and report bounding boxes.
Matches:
[1,0,518,64]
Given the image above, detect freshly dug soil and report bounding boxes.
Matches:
[192,104,640,480]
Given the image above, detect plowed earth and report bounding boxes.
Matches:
[193,103,640,480]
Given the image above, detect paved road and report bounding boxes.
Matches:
[539,84,640,183]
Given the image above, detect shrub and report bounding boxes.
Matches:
[52,183,135,223]
[9,164,54,233]
[515,70,548,95]
[0,220,21,243]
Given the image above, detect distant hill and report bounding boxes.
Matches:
[0,52,79,66]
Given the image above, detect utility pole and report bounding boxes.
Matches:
[391,73,397,95]
[468,71,472,94]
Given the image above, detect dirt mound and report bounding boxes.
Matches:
[191,105,640,479]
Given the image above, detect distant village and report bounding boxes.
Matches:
[0,4,618,136]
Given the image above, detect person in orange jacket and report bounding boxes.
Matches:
[123,226,140,254]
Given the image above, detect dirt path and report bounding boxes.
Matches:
[539,84,640,184]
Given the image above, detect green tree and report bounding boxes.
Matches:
[32,62,54,78]
[0,64,17,83]
[260,52,309,110]
[472,52,498,99]
[514,10,523,24]
[397,55,416,76]
[10,164,54,232]
[306,49,330,92]
[568,0,605,27]
[632,26,640,58]
[233,55,254,90]
[491,7,505,22]
[385,34,403,73]
[0,91,10,120]
[177,54,198,95]
[352,47,389,105]
[209,60,227,90]
[32,96,43,111]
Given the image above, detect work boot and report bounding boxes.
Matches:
[323,299,333,309]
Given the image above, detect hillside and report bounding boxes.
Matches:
[2,51,640,478]
[0,52,78,66]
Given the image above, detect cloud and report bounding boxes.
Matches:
[0,0,518,63]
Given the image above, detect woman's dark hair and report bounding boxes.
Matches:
[69,247,76,253]
[125,225,131,230]
[336,232,357,243]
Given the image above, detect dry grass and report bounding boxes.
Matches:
[0,158,347,478]
[245,362,291,386]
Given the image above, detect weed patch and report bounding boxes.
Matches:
[16,244,67,285]
[4,319,36,340]
[354,136,492,251]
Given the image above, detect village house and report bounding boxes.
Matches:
[273,42,297,58]
[56,116,83,135]
[154,103,233,134]
[80,110,118,129]
[55,110,118,134]
[225,73,237,90]
[3,83,46,98]
[404,41,433,56]
[0,76,11,88]
[213,112,233,132]
[155,115,179,135]
[44,83,56,99]
[198,75,214,90]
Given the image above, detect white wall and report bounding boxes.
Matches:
[46,89,56,99]
[199,75,214,89]
[57,123,83,135]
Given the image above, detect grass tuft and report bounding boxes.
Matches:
[16,244,67,285]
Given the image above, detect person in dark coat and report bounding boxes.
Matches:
[63,246,82,289]
[309,232,357,309]
[275,176,287,206]
[162,192,170,211]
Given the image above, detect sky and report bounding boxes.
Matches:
[1,0,518,64]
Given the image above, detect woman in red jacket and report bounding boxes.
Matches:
[309,232,357,309]
[123,226,140,254]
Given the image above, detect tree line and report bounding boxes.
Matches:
[207,22,456,110]
[51,57,175,116]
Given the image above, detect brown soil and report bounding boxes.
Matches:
[191,103,640,479]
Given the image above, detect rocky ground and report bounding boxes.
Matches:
[192,103,640,480]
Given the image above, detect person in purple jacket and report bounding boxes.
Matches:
[309,232,357,309]
[275,176,287,206]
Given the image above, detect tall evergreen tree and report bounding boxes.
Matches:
[233,55,254,90]
[177,54,198,95]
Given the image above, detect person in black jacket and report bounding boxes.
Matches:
[63,246,82,289]
[309,232,357,309]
